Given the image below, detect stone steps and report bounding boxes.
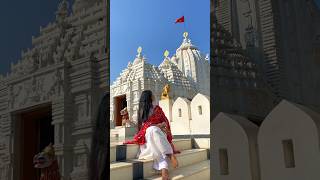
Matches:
[110,149,208,179]
[110,138,210,180]
[144,160,210,180]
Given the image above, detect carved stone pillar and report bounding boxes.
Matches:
[52,97,73,180]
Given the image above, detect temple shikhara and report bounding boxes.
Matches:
[0,0,108,179]
[110,32,210,136]
[212,1,320,179]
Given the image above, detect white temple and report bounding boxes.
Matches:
[0,0,108,179]
[110,32,210,128]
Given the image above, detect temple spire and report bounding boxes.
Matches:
[182,31,192,45]
[164,50,169,59]
[136,46,142,58]
[56,0,69,23]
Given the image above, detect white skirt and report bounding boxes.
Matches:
[138,126,173,170]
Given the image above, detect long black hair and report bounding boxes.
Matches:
[89,93,109,180]
[137,90,154,130]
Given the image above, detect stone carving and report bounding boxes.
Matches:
[8,85,22,109]
[8,70,64,110]
[161,84,170,100]
[28,77,42,103]
[48,70,64,98]
[0,1,107,179]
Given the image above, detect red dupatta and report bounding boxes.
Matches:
[124,105,180,153]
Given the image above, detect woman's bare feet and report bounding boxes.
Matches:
[161,169,169,180]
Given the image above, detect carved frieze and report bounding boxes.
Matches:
[8,69,64,110]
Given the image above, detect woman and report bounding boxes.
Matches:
[124,90,180,180]
[89,93,109,180]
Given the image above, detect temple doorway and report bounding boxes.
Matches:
[13,105,54,180]
[114,95,127,126]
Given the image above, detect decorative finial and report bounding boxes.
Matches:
[137,46,142,54]
[137,46,142,58]
[183,32,189,39]
[205,53,209,61]
[164,50,169,58]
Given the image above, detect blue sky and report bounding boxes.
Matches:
[1,0,320,77]
[0,0,62,76]
[110,0,210,82]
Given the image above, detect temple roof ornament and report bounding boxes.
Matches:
[133,46,145,65]
[183,32,189,38]
[164,50,169,58]
[137,46,142,58]
[205,54,210,61]
[178,31,197,51]
[127,62,132,68]
[56,0,69,23]
[72,0,89,13]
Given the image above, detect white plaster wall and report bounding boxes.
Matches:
[159,99,173,122]
[212,113,260,180]
[258,100,320,180]
[190,93,210,135]
[171,97,191,135]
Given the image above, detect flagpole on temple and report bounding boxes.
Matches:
[175,15,186,34]
[183,15,187,33]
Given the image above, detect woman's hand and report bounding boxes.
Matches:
[123,139,136,144]
[155,122,169,134]
[155,122,166,128]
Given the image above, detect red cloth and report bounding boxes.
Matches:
[175,16,184,23]
[124,105,180,153]
[40,160,60,180]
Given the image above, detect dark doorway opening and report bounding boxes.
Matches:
[114,95,127,126]
[15,105,54,180]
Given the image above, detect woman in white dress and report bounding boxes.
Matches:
[124,90,180,180]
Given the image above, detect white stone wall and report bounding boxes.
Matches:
[212,113,260,180]
[161,93,211,136]
[212,100,320,180]
[190,93,210,135]
[171,97,191,135]
[258,100,320,180]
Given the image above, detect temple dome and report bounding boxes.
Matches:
[112,47,166,87]
[159,56,196,99]
[159,57,195,89]
[173,32,210,95]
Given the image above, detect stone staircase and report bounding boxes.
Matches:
[110,139,210,180]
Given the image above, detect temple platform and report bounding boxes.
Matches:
[110,126,136,139]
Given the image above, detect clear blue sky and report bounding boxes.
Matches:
[110,0,210,82]
[0,0,63,76]
[1,0,320,77]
